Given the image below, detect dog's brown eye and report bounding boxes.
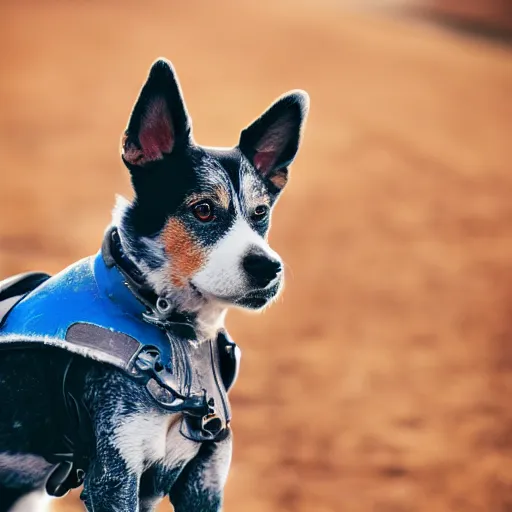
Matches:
[192,202,215,222]
[252,205,269,222]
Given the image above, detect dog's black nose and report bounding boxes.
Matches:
[243,252,282,288]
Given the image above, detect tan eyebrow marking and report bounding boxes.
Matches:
[214,186,230,209]
[185,187,230,210]
[245,193,271,211]
[269,169,288,190]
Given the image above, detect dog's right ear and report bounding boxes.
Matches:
[121,59,192,169]
[239,91,309,192]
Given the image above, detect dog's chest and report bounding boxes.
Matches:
[114,411,201,474]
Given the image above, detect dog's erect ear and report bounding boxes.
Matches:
[239,91,309,191]
[122,59,192,168]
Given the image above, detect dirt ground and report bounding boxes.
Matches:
[0,1,511,511]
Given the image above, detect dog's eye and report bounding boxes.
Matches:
[251,205,269,222]
[192,201,215,222]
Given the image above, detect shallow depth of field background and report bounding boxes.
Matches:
[0,1,511,511]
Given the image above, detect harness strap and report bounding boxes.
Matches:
[45,355,92,497]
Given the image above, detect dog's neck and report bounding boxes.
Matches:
[112,219,227,342]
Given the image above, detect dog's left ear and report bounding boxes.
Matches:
[239,91,309,191]
[122,59,192,169]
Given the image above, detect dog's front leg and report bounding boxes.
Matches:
[169,434,232,512]
[80,406,142,512]
[81,444,140,512]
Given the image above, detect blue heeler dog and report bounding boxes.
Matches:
[0,58,308,512]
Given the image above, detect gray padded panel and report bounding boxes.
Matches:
[66,323,141,368]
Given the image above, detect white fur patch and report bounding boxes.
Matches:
[111,195,131,229]
[192,217,281,299]
[201,437,233,493]
[10,490,52,512]
[114,412,200,475]
[162,415,201,470]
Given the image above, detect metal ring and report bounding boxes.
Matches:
[156,297,171,314]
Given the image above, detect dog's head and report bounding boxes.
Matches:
[118,59,308,311]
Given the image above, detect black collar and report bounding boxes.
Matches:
[101,227,197,338]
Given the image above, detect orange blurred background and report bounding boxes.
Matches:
[0,1,511,511]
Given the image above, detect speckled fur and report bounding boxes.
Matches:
[0,347,232,512]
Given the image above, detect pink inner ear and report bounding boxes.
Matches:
[138,96,174,162]
[253,151,277,175]
[252,114,295,174]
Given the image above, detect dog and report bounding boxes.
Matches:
[0,58,308,512]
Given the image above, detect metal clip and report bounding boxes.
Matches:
[134,347,185,399]
[142,309,170,329]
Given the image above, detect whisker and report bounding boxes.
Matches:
[283,260,295,281]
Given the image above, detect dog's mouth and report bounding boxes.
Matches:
[234,282,281,309]
[190,281,281,310]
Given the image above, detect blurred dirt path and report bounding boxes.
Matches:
[0,1,511,511]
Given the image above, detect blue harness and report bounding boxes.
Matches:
[0,228,240,453]
[1,252,174,360]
